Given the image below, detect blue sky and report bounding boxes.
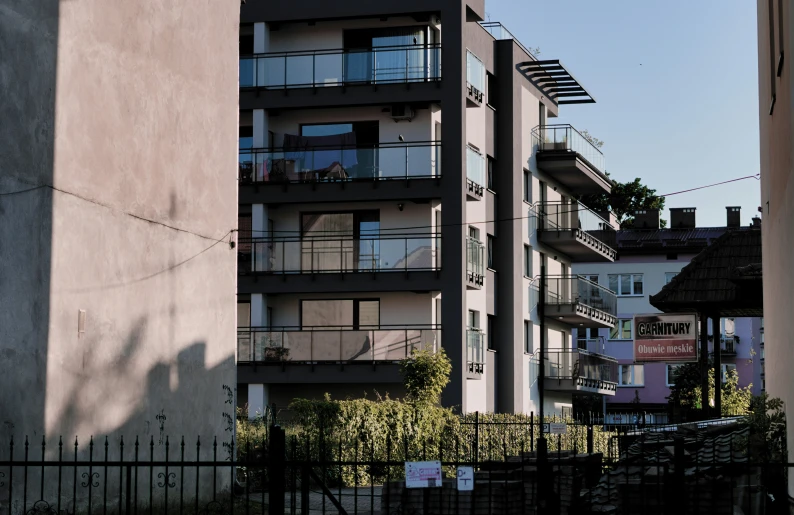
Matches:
[485,0,761,227]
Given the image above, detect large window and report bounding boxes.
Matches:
[524,320,532,353]
[619,365,644,387]
[343,26,435,83]
[487,235,495,269]
[300,299,380,329]
[523,170,531,203]
[609,274,644,296]
[610,319,632,340]
[487,156,495,190]
[666,364,683,387]
[524,245,532,277]
[487,315,496,350]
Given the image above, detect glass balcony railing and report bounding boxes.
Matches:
[544,275,617,317]
[238,142,441,184]
[466,146,485,194]
[466,237,485,286]
[466,51,485,94]
[467,328,485,374]
[237,325,440,363]
[239,44,441,89]
[479,22,538,60]
[531,124,606,174]
[538,200,617,250]
[545,349,618,385]
[238,234,441,274]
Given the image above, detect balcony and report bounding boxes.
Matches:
[537,201,617,262]
[720,336,738,356]
[238,142,442,204]
[542,275,617,328]
[466,146,485,200]
[239,45,442,109]
[237,325,440,384]
[466,329,485,379]
[237,234,441,294]
[544,349,618,395]
[466,237,485,289]
[532,125,611,195]
[466,51,485,107]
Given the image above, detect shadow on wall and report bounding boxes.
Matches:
[0,0,60,442]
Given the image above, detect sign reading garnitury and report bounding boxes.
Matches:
[633,313,698,363]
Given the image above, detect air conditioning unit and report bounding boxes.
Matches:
[391,104,415,122]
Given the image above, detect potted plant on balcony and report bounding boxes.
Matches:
[257,335,290,361]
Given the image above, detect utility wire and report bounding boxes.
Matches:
[244,173,762,236]
[1,182,235,243]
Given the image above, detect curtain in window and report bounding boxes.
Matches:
[373,28,426,82]
[301,214,354,272]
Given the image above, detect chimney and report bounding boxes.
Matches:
[632,208,660,229]
[752,216,762,228]
[726,206,741,228]
[670,207,696,228]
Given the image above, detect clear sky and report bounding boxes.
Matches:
[485,0,761,227]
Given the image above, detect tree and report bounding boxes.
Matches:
[668,362,752,416]
[400,348,452,405]
[579,174,667,228]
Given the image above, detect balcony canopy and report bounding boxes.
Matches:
[517,60,596,105]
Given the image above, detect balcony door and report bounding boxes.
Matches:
[301,299,381,361]
[343,27,431,84]
[300,211,379,272]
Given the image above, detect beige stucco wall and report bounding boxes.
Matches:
[757,0,794,500]
[0,0,239,452]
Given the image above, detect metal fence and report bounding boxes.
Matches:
[2,416,785,514]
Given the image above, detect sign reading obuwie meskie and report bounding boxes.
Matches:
[633,313,699,363]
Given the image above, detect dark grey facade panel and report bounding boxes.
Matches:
[239,179,443,205]
[238,271,443,295]
[238,363,404,384]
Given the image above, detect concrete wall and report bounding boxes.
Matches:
[757,0,794,499]
[0,0,239,451]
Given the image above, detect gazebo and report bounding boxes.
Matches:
[649,227,762,416]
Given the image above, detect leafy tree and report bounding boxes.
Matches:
[580,174,667,228]
[400,348,452,405]
[668,362,752,416]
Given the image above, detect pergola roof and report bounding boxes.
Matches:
[649,228,763,317]
[517,60,596,105]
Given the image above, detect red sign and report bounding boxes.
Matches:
[633,314,698,363]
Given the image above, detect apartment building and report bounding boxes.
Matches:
[235,0,620,416]
[573,208,764,423]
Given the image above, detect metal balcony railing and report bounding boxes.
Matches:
[720,336,738,355]
[544,275,617,317]
[537,200,617,250]
[545,349,619,385]
[531,124,606,174]
[238,141,441,184]
[467,328,485,374]
[466,237,485,286]
[239,44,442,89]
[237,325,440,363]
[238,234,441,274]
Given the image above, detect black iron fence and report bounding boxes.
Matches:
[1,416,787,514]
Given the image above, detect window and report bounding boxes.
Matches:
[619,365,644,387]
[524,245,532,277]
[577,328,598,350]
[608,274,644,296]
[666,364,683,387]
[665,272,678,285]
[524,320,532,353]
[300,299,379,329]
[486,72,498,108]
[487,315,496,350]
[721,364,738,382]
[487,156,495,190]
[487,235,495,269]
[469,226,480,241]
[609,319,632,340]
[466,50,485,93]
[523,170,531,203]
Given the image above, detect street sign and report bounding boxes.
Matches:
[405,461,442,488]
[549,423,567,435]
[541,423,550,433]
[633,313,699,363]
[456,466,474,491]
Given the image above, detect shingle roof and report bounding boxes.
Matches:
[649,228,762,317]
[617,227,728,253]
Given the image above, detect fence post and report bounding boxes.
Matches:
[474,411,479,465]
[125,464,132,515]
[268,425,286,515]
[673,435,685,511]
[587,424,594,455]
